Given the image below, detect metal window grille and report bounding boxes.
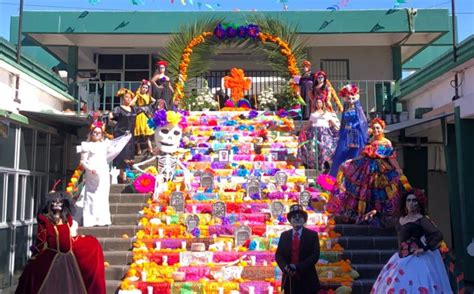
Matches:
[320,59,350,80]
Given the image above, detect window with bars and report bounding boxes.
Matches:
[320,59,350,80]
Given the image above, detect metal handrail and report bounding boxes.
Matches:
[74,78,397,120]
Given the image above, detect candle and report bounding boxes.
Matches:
[250,255,256,266]
[192,205,197,214]
[263,260,268,266]
[327,270,334,279]
[326,239,332,250]
[147,286,153,294]
[141,271,147,281]
[155,241,161,250]
[249,286,255,294]
[166,216,171,225]
[181,241,187,250]
[268,286,274,294]
[158,229,164,238]
[218,287,224,294]
[322,215,328,225]
[162,255,168,266]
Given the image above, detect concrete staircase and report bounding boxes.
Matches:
[78,183,141,294]
[335,224,398,294]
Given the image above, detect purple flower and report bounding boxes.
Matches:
[214,23,226,39]
[151,109,167,128]
[248,110,258,119]
[247,24,260,38]
[237,26,248,38]
[277,109,288,118]
[226,27,237,38]
[191,228,201,237]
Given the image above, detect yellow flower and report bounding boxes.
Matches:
[166,111,182,126]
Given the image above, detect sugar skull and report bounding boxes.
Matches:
[154,123,182,154]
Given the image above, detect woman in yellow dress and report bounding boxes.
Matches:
[134,79,155,155]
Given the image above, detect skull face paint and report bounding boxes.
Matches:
[51,199,64,213]
[154,123,182,154]
[289,213,306,230]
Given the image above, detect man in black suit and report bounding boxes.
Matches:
[275,204,321,294]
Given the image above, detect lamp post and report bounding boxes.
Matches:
[13,0,24,103]
[451,0,460,100]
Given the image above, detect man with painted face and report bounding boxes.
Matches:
[275,204,320,294]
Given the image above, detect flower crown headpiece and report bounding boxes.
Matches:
[156,60,168,67]
[339,84,359,97]
[116,88,134,97]
[370,117,386,129]
[148,110,185,129]
[315,70,327,79]
[141,79,151,86]
[302,60,312,68]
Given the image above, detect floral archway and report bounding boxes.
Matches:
[158,17,307,108]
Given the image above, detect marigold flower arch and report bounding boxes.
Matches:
[172,28,300,102]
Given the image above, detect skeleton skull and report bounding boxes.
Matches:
[155,123,182,154]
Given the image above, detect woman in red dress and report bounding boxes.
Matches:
[16,191,106,294]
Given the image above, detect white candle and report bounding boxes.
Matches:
[141,271,147,281]
[218,287,224,294]
[147,286,153,294]
[263,260,268,266]
[158,229,164,238]
[327,270,334,279]
[162,255,168,266]
[155,241,161,250]
[181,241,187,250]
[166,216,171,225]
[250,255,256,266]
[231,195,235,202]
[192,205,197,214]
[323,215,328,225]
[226,241,233,251]
[284,194,288,201]
[268,286,274,294]
[326,239,332,250]
[249,286,255,294]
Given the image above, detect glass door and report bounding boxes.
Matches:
[98,72,122,111]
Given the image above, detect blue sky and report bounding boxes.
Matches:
[0,0,472,41]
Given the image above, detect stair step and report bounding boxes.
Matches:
[109,203,146,214]
[98,237,134,251]
[335,224,396,237]
[342,249,395,264]
[337,236,398,250]
[106,279,121,294]
[104,251,133,265]
[110,184,134,194]
[351,264,384,279]
[111,214,141,225]
[79,225,139,238]
[106,265,129,280]
[351,278,376,294]
[109,193,150,204]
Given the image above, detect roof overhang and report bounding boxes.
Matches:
[19,110,90,128]
[18,9,450,64]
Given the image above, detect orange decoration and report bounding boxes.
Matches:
[174,28,301,105]
[223,68,252,103]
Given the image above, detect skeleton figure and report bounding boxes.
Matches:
[134,121,190,199]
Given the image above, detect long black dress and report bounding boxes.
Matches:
[299,71,314,119]
[110,106,136,169]
[371,217,452,293]
[153,77,173,110]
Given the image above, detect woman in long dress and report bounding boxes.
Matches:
[370,190,453,293]
[333,118,405,224]
[298,60,314,119]
[109,88,137,183]
[298,98,340,170]
[151,60,175,110]
[329,84,368,176]
[134,79,155,155]
[16,191,106,294]
[79,121,131,227]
